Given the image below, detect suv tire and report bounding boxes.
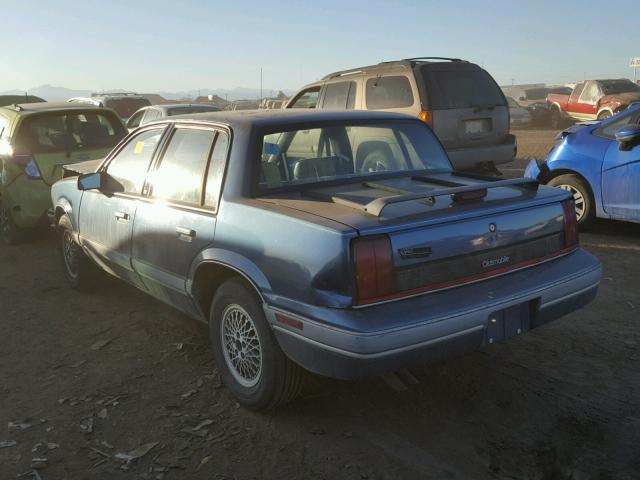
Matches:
[548,174,594,225]
[58,214,99,290]
[0,203,24,245]
[210,277,305,410]
[550,106,564,130]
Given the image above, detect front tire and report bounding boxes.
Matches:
[0,203,24,245]
[57,215,99,290]
[548,174,594,225]
[210,278,305,410]
[550,107,564,129]
[597,111,612,121]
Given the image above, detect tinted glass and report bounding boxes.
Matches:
[365,76,414,109]
[127,110,145,128]
[600,80,640,95]
[204,132,229,209]
[106,128,162,194]
[595,108,640,139]
[322,82,356,110]
[104,98,151,119]
[423,69,505,109]
[259,122,450,190]
[20,112,126,154]
[151,128,215,205]
[288,88,320,109]
[142,109,161,124]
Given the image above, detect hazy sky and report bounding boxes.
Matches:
[1,0,639,92]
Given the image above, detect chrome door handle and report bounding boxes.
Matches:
[114,211,130,221]
[176,226,195,238]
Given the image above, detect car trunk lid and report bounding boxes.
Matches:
[259,172,575,305]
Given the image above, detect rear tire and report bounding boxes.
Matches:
[548,174,594,225]
[57,214,99,291]
[0,203,24,245]
[550,107,564,130]
[209,277,305,410]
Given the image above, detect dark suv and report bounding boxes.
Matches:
[287,57,516,171]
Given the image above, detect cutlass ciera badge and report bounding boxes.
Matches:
[398,246,432,259]
[482,255,511,269]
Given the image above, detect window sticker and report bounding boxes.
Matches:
[134,141,145,154]
[264,142,280,156]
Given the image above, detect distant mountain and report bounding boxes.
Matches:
[0,84,295,102]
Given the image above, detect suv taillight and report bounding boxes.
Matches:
[562,199,579,248]
[418,110,433,128]
[353,236,395,304]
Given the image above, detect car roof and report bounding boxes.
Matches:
[156,109,417,129]
[0,101,110,114]
[155,103,221,112]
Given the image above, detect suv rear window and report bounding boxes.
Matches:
[422,68,505,109]
[104,98,151,119]
[19,112,126,154]
[365,76,414,109]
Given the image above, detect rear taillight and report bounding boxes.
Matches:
[10,153,41,179]
[418,110,433,128]
[562,199,579,248]
[353,236,394,304]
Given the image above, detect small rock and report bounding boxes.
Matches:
[8,421,32,432]
[98,408,108,419]
[57,398,67,405]
[181,390,198,400]
[193,419,214,431]
[90,339,111,351]
[80,416,94,434]
[115,441,159,464]
[342,431,354,439]
[101,441,114,449]
[0,440,17,448]
[31,457,48,469]
[47,443,59,450]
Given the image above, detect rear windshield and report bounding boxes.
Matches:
[422,67,505,109]
[259,122,451,190]
[19,112,126,154]
[104,98,151,119]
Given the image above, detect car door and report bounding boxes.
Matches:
[131,125,229,316]
[78,127,165,288]
[601,113,640,221]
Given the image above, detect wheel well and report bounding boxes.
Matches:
[191,263,263,319]
[55,206,66,221]
[544,169,595,200]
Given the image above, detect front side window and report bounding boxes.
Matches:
[259,122,450,190]
[322,81,357,110]
[366,76,414,109]
[141,109,161,125]
[105,128,163,194]
[288,87,320,109]
[150,128,215,206]
[579,82,601,105]
[127,110,145,129]
[20,112,126,154]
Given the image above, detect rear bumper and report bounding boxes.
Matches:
[446,134,517,169]
[266,248,601,380]
[0,176,52,228]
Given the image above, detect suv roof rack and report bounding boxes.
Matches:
[91,92,141,97]
[321,57,468,80]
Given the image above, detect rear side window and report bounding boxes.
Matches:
[423,68,505,109]
[204,132,229,209]
[288,87,320,109]
[365,76,414,109]
[322,81,357,110]
[151,128,216,206]
[105,128,163,194]
[20,112,126,154]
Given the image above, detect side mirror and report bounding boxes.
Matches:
[78,171,105,191]
[615,125,640,151]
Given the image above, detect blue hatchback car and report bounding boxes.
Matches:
[525,103,640,224]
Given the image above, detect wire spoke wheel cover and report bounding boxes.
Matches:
[220,304,262,388]
[62,230,80,279]
[557,184,586,221]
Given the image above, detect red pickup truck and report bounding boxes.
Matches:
[547,79,640,128]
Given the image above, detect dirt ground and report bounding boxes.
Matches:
[1,130,639,480]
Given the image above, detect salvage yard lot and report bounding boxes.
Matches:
[1,130,639,479]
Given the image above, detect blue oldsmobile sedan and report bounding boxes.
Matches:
[525,103,640,224]
[51,110,601,409]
